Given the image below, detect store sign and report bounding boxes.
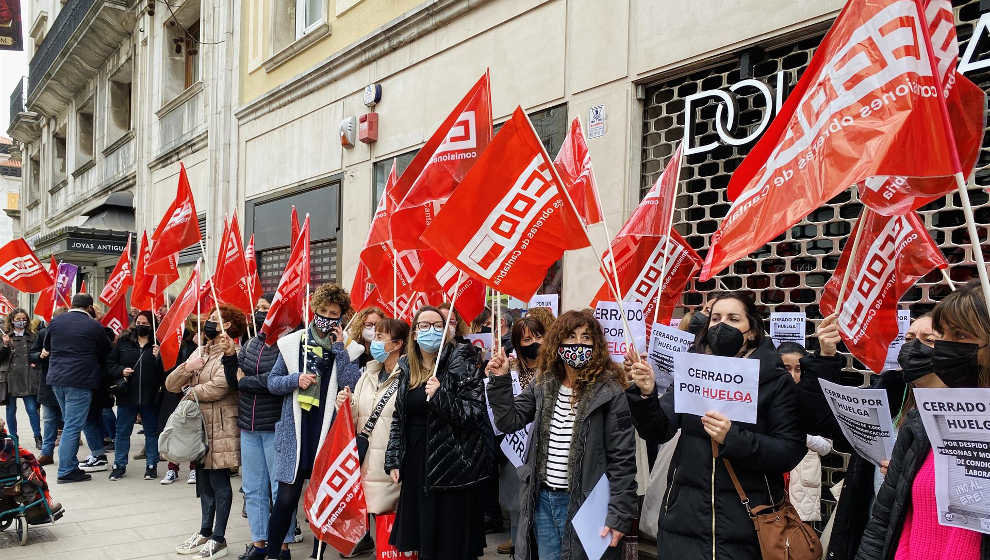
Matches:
[67,238,129,255]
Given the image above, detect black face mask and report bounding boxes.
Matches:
[479,326,492,334]
[688,312,709,335]
[707,322,747,357]
[518,342,541,361]
[898,339,934,383]
[313,313,340,335]
[933,340,983,388]
[203,320,220,340]
[254,311,267,329]
[135,324,153,338]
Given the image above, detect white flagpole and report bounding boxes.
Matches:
[392,247,398,316]
[578,117,624,305]
[834,214,865,313]
[196,258,202,343]
[197,239,226,337]
[941,268,957,292]
[427,271,465,401]
[652,139,686,325]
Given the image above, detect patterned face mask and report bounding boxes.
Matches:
[557,343,594,369]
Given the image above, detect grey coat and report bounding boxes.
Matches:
[487,373,638,560]
[0,332,40,398]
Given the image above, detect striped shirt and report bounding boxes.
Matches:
[545,385,576,490]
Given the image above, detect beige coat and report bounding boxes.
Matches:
[789,435,832,522]
[165,342,240,470]
[345,360,400,514]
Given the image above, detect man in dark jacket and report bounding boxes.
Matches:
[45,294,111,482]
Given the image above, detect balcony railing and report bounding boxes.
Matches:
[28,0,95,101]
[8,77,24,131]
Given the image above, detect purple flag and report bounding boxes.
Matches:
[54,263,78,306]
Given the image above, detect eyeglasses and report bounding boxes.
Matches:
[362,322,377,329]
[416,321,445,331]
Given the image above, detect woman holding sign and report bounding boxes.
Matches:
[857,281,990,560]
[626,292,805,560]
[485,310,638,560]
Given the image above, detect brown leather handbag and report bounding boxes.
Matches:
[713,441,822,560]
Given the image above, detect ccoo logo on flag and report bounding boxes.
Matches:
[307,443,362,530]
[0,256,44,283]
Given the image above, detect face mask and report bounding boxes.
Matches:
[479,326,492,334]
[12,320,26,330]
[933,340,983,388]
[518,342,541,361]
[416,328,444,353]
[557,343,593,369]
[898,339,934,383]
[254,311,267,329]
[203,320,220,340]
[313,313,339,334]
[135,324,153,338]
[362,326,376,343]
[370,340,390,362]
[707,322,747,357]
[687,312,709,335]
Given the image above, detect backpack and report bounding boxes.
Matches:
[158,390,208,464]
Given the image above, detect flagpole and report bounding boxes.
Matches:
[941,268,957,292]
[914,0,990,311]
[652,140,685,325]
[834,214,866,313]
[494,291,501,352]
[579,115,625,310]
[196,258,202,344]
[427,271,465,401]
[197,239,227,337]
[392,247,398,316]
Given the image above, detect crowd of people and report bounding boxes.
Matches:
[0,279,988,560]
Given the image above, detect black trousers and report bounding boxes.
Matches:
[198,468,233,543]
[266,472,308,559]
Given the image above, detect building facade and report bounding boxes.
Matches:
[0,136,21,306]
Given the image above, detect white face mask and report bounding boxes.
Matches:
[362,326,376,343]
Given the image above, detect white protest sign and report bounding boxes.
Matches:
[770,312,806,348]
[507,297,527,310]
[914,388,990,535]
[594,301,646,363]
[818,379,895,467]
[464,333,493,361]
[673,352,759,423]
[571,474,610,560]
[528,293,559,317]
[883,309,911,371]
[482,370,533,465]
[648,323,695,393]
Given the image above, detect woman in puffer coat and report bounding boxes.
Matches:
[165,305,245,560]
[626,292,806,560]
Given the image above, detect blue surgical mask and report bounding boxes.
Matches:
[370,340,390,363]
[416,328,444,353]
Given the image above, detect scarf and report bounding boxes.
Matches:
[297,326,335,411]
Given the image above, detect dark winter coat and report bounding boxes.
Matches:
[107,334,165,407]
[488,372,638,560]
[228,333,284,432]
[628,338,806,560]
[44,309,111,390]
[0,330,40,398]
[855,411,990,560]
[28,328,57,407]
[384,342,496,490]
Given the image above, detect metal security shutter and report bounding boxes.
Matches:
[177,215,207,265]
[258,240,337,298]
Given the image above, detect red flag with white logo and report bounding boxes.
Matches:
[360,159,404,303]
[703,0,967,280]
[214,214,254,314]
[421,107,590,302]
[624,144,682,238]
[389,72,493,251]
[99,235,133,307]
[554,117,604,226]
[133,233,177,311]
[303,398,368,556]
[100,295,129,337]
[33,257,58,321]
[349,262,395,317]
[155,262,201,369]
[0,294,13,317]
[261,216,310,344]
[0,239,53,293]
[148,163,200,274]
[245,234,263,305]
[820,210,947,373]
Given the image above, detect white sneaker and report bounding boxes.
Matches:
[187,470,197,485]
[197,539,228,559]
[161,469,179,485]
[176,532,208,555]
[79,455,109,472]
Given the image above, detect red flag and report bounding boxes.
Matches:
[99,235,133,306]
[148,163,200,274]
[703,0,964,281]
[303,398,368,556]
[214,214,254,314]
[820,210,947,373]
[416,252,488,322]
[100,296,129,336]
[350,262,395,317]
[198,276,216,315]
[79,280,86,294]
[359,160,402,302]
[156,263,201,369]
[421,106,589,302]
[245,234,263,304]
[261,216,310,344]
[290,206,300,253]
[554,117,603,225]
[132,233,155,310]
[0,294,13,316]
[389,72,493,251]
[0,239,53,293]
[34,286,56,322]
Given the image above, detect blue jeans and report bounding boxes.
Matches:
[4,394,42,440]
[41,403,62,457]
[101,408,116,440]
[115,404,160,468]
[533,488,570,560]
[241,430,295,544]
[53,386,95,478]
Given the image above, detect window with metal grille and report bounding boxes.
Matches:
[177,215,207,265]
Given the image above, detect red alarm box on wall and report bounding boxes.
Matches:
[358,113,378,144]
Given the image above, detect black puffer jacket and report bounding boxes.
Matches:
[628,338,806,560]
[107,334,165,407]
[228,333,283,432]
[384,341,495,490]
[855,410,990,560]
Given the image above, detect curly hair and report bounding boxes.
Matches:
[348,306,386,350]
[537,310,625,402]
[525,307,555,331]
[310,283,351,317]
[214,304,248,340]
[4,308,33,335]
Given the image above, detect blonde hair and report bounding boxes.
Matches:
[348,306,385,349]
[406,306,444,388]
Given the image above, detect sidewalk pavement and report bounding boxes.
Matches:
[1,404,510,559]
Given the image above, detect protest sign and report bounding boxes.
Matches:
[770,312,806,348]
[914,388,990,535]
[529,293,559,317]
[571,474,610,560]
[647,323,695,393]
[673,352,759,423]
[818,379,895,467]
[507,297,527,310]
[594,301,646,363]
[883,310,911,372]
[481,371,532,466]
[464,333,493,361]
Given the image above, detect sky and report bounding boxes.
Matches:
[0,0,30,135]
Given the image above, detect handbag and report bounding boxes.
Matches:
[159,389,209,464]
[355,379,400,463]
[713,440,822,560]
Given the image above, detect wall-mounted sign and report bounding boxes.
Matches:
[588,104,607,139]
